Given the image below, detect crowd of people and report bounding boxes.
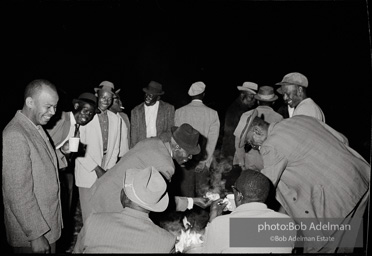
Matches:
[2,72,370,254]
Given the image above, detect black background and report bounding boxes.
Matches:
[1,0,371,253]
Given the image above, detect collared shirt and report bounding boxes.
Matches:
[56,112,77,149]
[97,109,109,153]
[144,101,159,138]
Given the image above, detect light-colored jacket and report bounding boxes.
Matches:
[2,111,62,247]
[75,111,121,188]
[175,100,220,168]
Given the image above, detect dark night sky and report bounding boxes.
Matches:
[2,0,371,160]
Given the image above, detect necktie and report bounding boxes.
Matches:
[74,124,80,138]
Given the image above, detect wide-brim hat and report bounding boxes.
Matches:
[254,86,278,102]
[123,166,169,212]
[238,109,259,148]
[171,123,201,155]
[143,81,164,95]
[94,81,116,96]
[275,72,308,88]
[237,82,258,94]
[72,92,101,114]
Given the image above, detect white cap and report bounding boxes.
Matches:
[237,82,258,94]
[188,81,206,96]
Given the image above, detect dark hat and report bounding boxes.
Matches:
[239,109,259,148]
[72,92,101,113]
[143,81,164,95]
[254,86,278,102]
[171,123,201,155]
[94,81,116,96]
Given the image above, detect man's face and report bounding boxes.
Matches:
[110,97,123,113]
[240,91,256,108]
[245,129,265,150]
[144,93,159,106]
[29,87,59,126]
[173,145,193,167]
[281,84,301,108]
[74,102,96,126]
[98,90,113,111]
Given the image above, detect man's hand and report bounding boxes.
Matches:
[209,199,228,223]
[195,162,206,173]
[31,235,50,253]
[60,140,71,155]
[94,165,106,178]
[193,197,212,209]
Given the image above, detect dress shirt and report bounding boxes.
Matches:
[144,101,159,138]
[56,112,77,149]
[97,109,109,153]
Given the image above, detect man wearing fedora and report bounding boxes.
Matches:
[87,123,211,219]
[239,111,369,253]
[233,86,283,171]
[73,166,176,253]
[174,81,220,197]
[130,80,175,148]
[220,81,257,162]
[75,81,122,223]
[46,92,99,247]
[276,72,325,122]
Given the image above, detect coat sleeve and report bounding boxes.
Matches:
[2,130,50,241]
[118,117,129,158]
[204,112,220,168]
[130,108,139,149]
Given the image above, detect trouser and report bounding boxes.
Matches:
[79,186,93,223]
[12,242,56,254]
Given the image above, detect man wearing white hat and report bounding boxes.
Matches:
[174,81,220,197]
[233,86,283,171]
[75,81,122,223]
[276,72,325,122]
[220,82,257,161]
[73,166,176,253]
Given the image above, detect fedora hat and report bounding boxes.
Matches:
[239,109,259,148]
[94,81,116,96]
[72,92,101,113]
[123,166,169,212]
[237,82,258,94]
[275,72,308,88]
[171,123,201,155]
[143,81,164,95]
[254,86,278,102]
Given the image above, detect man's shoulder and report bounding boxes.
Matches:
[159,100,174,109]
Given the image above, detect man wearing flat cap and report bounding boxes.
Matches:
[276,72,325,122]
[233,86,283,171]
[73,166,176,253]
[46,92,99,236]
[75,81,122,223]
[88,123,211,220]
[130,80,175,148]
[174,81,220,197]
[220,81,257,161]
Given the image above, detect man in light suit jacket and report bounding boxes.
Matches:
[2,79,62,253]
[240,113,370,253]
[74,166,176,253]
[88,124,211,218]
[75,81,121,223]
[130,80,175,148]
[174,81,220,197]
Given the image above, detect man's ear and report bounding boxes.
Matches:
[253,126,264,136]
[297,86,303,97]
[73,103,80,110]
[25,97,33,108]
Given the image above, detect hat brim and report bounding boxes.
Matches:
[171,126,201,155]
[124,170,169,212]
[143,88,164,95]
[237,86,257,94]
[94,87,115,95]
[238,109,259,148]
[276,87,283,95]
[254,95,278,102]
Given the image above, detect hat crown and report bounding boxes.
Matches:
[143,81,164,95]
[172,123,200,155]
[95,81,116,95]
[124,166,168,209]
[281,72,308,87]
[257,86,274,96]
[242,82,258,91]
[76,92,97,104]
[188,81,206,96]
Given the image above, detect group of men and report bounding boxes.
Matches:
[2,72,370,253]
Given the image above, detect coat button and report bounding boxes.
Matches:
[305,211,309,214]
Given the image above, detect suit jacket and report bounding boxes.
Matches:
[88,138,189,217]
[130,100,175,148]
[73,208,176,253]
[116,112,129,158]
[175,100,220,168]
[75,110,121,188]
[46,111,72,169]
[260,115,370,251]
[2,111,62,247]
